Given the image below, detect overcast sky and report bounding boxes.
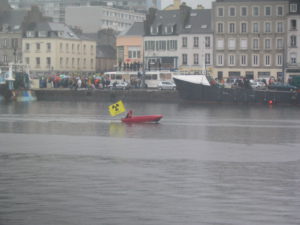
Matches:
[161,0,214,9]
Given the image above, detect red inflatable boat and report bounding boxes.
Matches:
[121,115,163,123]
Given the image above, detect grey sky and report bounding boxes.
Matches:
[161,0,214,9]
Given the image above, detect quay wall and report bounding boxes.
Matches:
[33,89,181,103]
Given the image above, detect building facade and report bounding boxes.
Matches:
[116,22,144,70]
[0,8,27,66]
[22,22,96,76]
[286,0,300,79]
[212,0,289,81]
[144,7,213,73]
[65,5,145,33]
[0,26,22,66]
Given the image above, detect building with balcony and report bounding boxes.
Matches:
[212,0,289,81]
[22,22,96,76]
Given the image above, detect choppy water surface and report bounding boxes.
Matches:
[1,101,300,225]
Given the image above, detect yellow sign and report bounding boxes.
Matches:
[108,100,126,116]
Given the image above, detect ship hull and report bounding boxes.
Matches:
[173,77,300,105]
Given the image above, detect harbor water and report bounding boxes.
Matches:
[1,101,300,225]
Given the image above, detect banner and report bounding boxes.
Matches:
[108,100,126,117]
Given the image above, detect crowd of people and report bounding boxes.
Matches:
[39,75,111,90]
[39,74,145,90]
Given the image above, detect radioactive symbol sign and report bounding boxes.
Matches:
[108,100,126,116]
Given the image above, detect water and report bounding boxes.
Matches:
[1,101,300,225]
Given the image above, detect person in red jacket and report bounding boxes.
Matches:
[126,110,133,118]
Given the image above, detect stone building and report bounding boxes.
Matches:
[0,4,27,66]
[212,0,289,81]
[286,0,300,79]
[22,22,96,76]
[144,5,213,73]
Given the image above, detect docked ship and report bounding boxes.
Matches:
[0,63,36,102]
[173,75,300,105]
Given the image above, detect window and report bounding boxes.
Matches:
[217,39,224,50]
[265,39,271,49]
[253,38,259,49]
[291,35,297,47]
[26,31,35,37]
[47,43,51,52]
[217,54,224,66]
[25,57,30,65]
[218,7,224,17]
[3,55,8,63]
[217,23,224,33]
[46,57,51,66]
[241,22,247,33]
[193,54,199,65]
[265,22,271,32]
[253,22,259,33]
[290,19,297,30]
[229,7,236,16]
[265,55,271,66]
[182,37,187,47]
[253,6,259,16]
[277,39,283,49]
[36,43,40,51]
[265,6,271,16]
[253,54,259,66]
[205,37,211,48]
[229,23,235,33]
[167,40,177,50]
[25,43,30,51]
[240,39,248,49]
[277,22,283,32]
[60,43,63,52]
[182,54,187,65]
[241,7,247,16]
[60,57,63,66]
[193,37,199,48]
[228,39,236,50]
[205,53,211,65]
[241,55,247,66]
[291,53,297,64]
[277,6,283,16]
[229,55,235,66]
[290,4,297,13]
[36,57,40,67]
[277,54,283,66]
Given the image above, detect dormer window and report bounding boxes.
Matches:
[165,25,174,34]
[38,31,47,37]
[58,31,64,37]
[26,31,35,38]
[150,26,159,35]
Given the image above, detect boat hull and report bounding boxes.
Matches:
[121,115,163,123]
[173,77,300,105]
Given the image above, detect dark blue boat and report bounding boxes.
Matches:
[173,75,300,105]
